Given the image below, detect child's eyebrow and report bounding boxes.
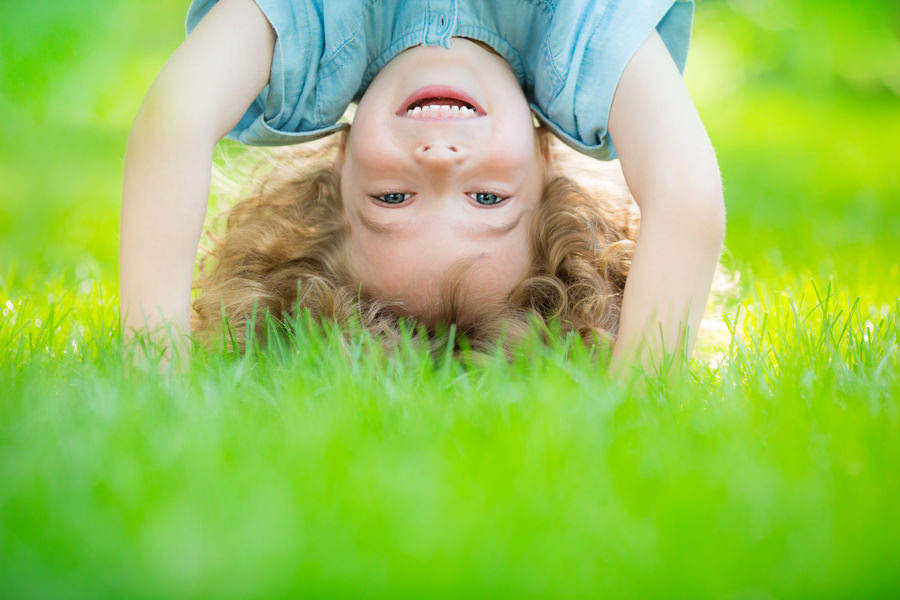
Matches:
[467,212,524,238]
[356,211,407,235]
[356,210,524,238]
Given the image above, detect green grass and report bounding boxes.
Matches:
[1,276,899,598]
[2,0,900,597]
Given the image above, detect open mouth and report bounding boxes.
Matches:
[397,85,486,120]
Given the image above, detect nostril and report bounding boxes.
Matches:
[417,144,463,160]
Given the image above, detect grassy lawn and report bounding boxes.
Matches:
[2,1,899,597]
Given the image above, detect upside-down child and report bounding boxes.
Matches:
[120,0,725,369]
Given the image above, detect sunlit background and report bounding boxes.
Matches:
[1,0,898,295]
[2,3,900,596]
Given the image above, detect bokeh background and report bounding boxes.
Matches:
[2,2,900,597]
[1,0,899,300]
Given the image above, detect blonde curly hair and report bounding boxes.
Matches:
[192,130,639,356]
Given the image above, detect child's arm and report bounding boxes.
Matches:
[120,0,275,354]
[607,30,726,372]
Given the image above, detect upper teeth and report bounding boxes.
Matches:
[407,105,478,118]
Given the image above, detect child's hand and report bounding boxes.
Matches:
[608,30,726,373]
[120,0,276,354]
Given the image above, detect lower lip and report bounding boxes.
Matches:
[396,85,486,116]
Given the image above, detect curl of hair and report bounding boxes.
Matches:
[192,132,640,357]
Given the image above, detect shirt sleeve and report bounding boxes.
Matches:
[185,0,347,146]
[532,0,695,161]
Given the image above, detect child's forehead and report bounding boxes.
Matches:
[347,212,534,320]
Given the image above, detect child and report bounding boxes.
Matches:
[120,0,725,368]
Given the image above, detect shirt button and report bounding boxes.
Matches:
[437,13,447,29]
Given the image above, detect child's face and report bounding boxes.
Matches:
[339,38,547,322]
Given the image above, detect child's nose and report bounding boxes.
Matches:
[414,143,467,167]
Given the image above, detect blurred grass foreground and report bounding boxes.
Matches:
[1,1,900,598]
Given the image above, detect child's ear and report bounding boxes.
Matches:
[537,127,554,179]
[333,130,348,171]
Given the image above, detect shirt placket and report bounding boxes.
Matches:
[424,0,457,47]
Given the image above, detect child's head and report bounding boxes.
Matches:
[337,38,549,323]
[193,39,638,354]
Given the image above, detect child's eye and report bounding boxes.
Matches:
[374,192,410,205]
[470,192,507,206]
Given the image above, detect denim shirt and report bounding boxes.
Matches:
[186,0,694,160]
